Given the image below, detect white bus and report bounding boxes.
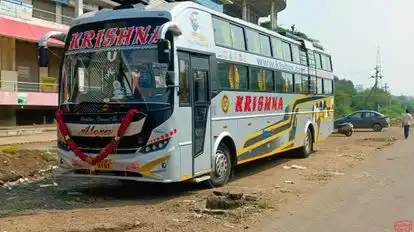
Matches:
[38,0,334,187]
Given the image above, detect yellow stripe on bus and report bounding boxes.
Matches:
[237,97,332,155]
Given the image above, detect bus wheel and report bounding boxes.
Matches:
[298,128,313,158]
[208,143,232,188]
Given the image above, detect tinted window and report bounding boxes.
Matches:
[350,112,363,119]
[193,70,208,102]
[315,53,322,69]
[300,49,307,65]
[323,79,333,94]
[230,24,245,50]
[245,29,261,53]
[310,76,317,93]
[294,74,303,93]
[264,70,274,91]
[291,44,300,63]
[212,17,232,47]
[322,54,332,71]
[250,68,273,91]
[179,59,190,105]
[271,38,283,59]
[365,112,379,118]
[282,42,292,61]
[260,34,272,56]
[308,51,316,68]
[317,78,323,94]
[275,71,293,93]
[217,62,248,89]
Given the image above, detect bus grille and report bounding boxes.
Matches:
[58,135,146,154]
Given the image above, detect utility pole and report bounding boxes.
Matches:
[384,83,389,93]
[364,47,383,111]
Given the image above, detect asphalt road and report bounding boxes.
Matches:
[253,135,414,232]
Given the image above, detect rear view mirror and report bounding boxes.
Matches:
[157,39,171,64]
[38,46,49,67]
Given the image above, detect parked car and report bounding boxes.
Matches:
[334,110,389,132]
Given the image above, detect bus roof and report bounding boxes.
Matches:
[71,1,331,55]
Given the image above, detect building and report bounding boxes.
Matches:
[0,0,286,126]
[0,0,105,125]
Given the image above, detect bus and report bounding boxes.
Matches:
[38,0,334,187]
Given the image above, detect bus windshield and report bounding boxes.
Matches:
[59,17,173,107]
[61,48,171,106]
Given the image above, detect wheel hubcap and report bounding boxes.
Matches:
[215,151,228,178]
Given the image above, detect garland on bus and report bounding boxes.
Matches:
[55,109,138,165]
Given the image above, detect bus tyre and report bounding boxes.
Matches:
[208,143,232,188]
[299,128,313,158]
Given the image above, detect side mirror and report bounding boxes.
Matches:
[38,46,49,67]
[157,39,171,64]
[166,71,174,85]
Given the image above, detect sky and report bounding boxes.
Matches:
[277,0,414,96]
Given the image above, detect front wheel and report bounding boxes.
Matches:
[297,128,314,158]
[373,123,382,132]
[207,143,232,188]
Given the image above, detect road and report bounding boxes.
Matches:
[0,128,406,232]
[0,131,56,146]
[253,135,414,232]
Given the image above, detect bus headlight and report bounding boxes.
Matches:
[140,138,170,154]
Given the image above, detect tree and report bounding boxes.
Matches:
[334,77,409,119]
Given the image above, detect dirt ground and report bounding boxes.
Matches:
[0,127,402,232]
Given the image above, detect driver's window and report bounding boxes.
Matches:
[179,58,190,106]
[350,113,362,119]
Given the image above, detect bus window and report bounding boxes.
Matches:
[212,17,232,47]
[323,79,333,94]
[264,69,274,91]
[230,24,245,50]
[250,68,273,91]
[310,76,317,93]
[315,53,323,69]
[291,44,300,64]
[282,42,292,61]
[245,29,261,53]
[217,62,248,90]
[275,71,293,93]
[317,78,323,94]
[271,37,283,59]
[259,34,271,56]
[322,54,332,71]
[300,49,307,65]
[193,70,208,102]
[294,74,303,93]
[179,59,190,105]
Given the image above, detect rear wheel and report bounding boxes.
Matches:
[345,130,353,137]
[298,128,313,158]
[207,143,232,188]
[373,123,383,132]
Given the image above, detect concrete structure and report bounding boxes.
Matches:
[0,0,109,125]
[0,0,286,126]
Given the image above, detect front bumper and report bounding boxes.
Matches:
[57,147,176,182]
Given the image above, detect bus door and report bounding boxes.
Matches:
[189,55,211,176]
[177,52,212,177]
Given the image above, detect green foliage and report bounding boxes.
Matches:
[0,145,19,154]
[334,78,410,119]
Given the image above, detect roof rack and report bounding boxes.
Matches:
[279,31,324,51]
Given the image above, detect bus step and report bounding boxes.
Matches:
[191,175,211,183]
